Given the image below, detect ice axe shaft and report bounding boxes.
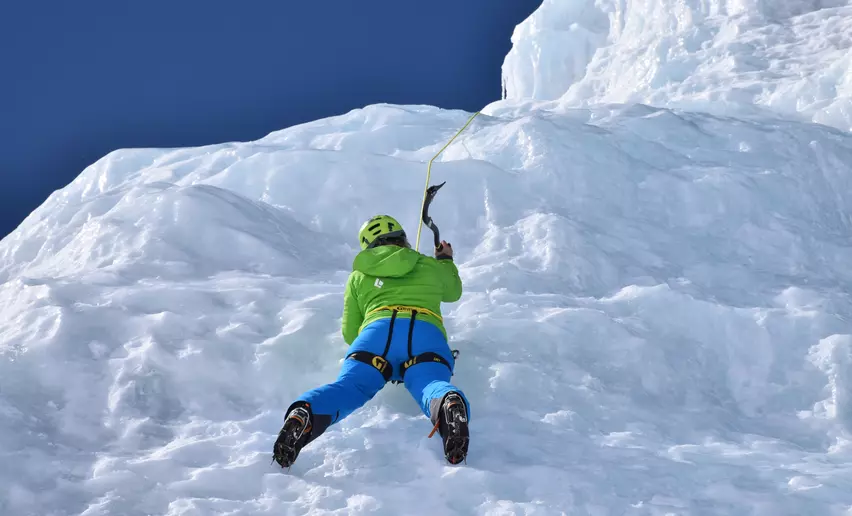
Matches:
[421,181,446,251]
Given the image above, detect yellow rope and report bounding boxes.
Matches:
[414,111,481,252]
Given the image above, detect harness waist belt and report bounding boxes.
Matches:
[367,304,443,323]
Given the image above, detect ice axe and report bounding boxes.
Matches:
[421,181,446,252]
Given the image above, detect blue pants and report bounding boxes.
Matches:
[295,316,470,437]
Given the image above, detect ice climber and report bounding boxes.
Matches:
[272,214,471,467]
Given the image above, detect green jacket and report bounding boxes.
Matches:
[341,245,463,344]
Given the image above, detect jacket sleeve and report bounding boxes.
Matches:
[341,273,364,345]
[436,257,463,302]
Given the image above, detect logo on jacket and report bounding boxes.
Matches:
[374,279,384,288]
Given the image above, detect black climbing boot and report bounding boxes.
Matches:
[272,405,312,468]
[437,392,469,465]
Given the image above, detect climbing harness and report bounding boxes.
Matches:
[345,307,459,385]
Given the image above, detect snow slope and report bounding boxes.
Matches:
[502,0,852,131]
[3,1,852,515]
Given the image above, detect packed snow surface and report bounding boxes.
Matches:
[3,1,852,515]
[502,0,852,131]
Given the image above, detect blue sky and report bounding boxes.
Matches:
[0,1,541,238]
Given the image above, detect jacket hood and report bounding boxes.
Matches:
[352,246,420,278]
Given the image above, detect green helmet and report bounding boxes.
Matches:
[358,214,406,250]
